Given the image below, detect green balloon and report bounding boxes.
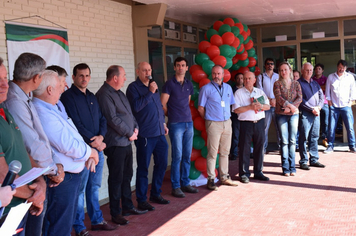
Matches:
[194,128,201,136]
[238,58,249,67]
[195,53,210,66]
[201,146,208,158]
[218,24,231,36]
[202,60,215,75]
[219,45,232,58]
[215,154,220,168]
[194,99,199,109]
[224,57,233,69]
[191,93,199,101]
[249,66,256,72]
[253,54,258,60]
[237,35,244,45]
[207,29,218,41]
[229,46,237,57]
[247,48,256,57]
[232,17,239,23]
[189,162,201,180]
[230,63,240,71]
[208,74,213,80]
[230,26,240,37]
[243,23,248,32]
[192,81,199,89]
[193,136,205,150]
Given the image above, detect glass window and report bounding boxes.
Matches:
[148,41,165,91]
[184,48,198,81]
[250,28,257,43]
[183,25,197,44]
[345,38,356,74]
[198,28,207,42]
[301,21,338,39]
[164,20,181,41]
[344,19,356,36]
[147,25,162,39]
[262,45,297,71]
[166,46,182,80]
[262,25,296,42]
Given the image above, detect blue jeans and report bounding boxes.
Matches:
[264,107,281,151]
[73,151,104,233]
[168,122,193,189]
[328,106,356,148]
[320,104,330,139]
[230,115,240,157]
[277,114,298,174]
[298,111,320,165]
[43,172,81,236]
[135,135,168,203]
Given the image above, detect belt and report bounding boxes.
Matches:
[242,119,261,123]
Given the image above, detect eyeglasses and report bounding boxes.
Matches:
[266,62,274,66]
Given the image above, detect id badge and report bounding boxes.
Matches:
[221,101,225,107]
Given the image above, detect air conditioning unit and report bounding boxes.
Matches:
[183,33,196,43]
[165,29,180,40]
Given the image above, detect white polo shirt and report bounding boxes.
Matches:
[325,72,356,107]
[256,72,279,99]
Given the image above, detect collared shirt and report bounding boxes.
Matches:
[298,77,324,113]
[61,84,107,145]
[4,82,59,173]
[96,82,138,147]
[162,76,193,123]
[33,97,91,173]
[256,72,279,99]
[325,72,356,107]
[232,87,269,121]
[126,78,165,138]
[198,81,235,121]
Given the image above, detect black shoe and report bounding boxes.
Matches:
[137,201,155,211]
[149,195,170,204]
[254,174,269,181]
[111,215,128,225]
[300,164,310,170]
[122,207,148,216]
[181,185,199,193]
[324,146,333,154]
[350,147,356,153]
[310,162,325,168]
[240,175,249,184]
[171,188,185,198]
[207,178,218,190]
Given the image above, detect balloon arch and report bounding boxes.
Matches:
[189,17,261,181]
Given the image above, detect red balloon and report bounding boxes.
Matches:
[192,70,207,83]
[223,17,235,27]
[189,100,195,108]
[241,31,248,41]
[231,37,240,49]
[191,148,200,162]
[223,69,231,82]
[190,106,199,120]
[230,70,239,80]
[204,32,208,40]
[234,23,244,32]
[194,116,205,131]
[213,55,227,68]
[244,40,253,50]
[254,66,261,76]
[237,67,250,74]
[206,45,220,59]
[222,32,235,46]
[199,41,211,53]
[199,78,211,88]
[189,64,202,75]
[213,21,224,31]
[201,130,207,142]
[248,57,257,67]
[232,55,239,64]
[236,44,245,53]
[237,51,248,61]
[247,28,251,36]
[210,35,223,47]
[195,156,207,172]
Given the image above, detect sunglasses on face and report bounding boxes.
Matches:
[266,63,274,66]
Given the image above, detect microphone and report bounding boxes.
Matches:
[1,160,22,187]
[148,75,158,93]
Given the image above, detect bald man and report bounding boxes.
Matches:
[126,62,170,212]
[233,72,270,184]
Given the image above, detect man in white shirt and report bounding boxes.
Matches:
[324,60,356,154]
[233,72,270,184]
[256,58,280,153]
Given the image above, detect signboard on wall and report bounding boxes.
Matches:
[5,21,71,86]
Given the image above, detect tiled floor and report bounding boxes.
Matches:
[72,142,356,236]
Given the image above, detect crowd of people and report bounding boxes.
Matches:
[0,52,355,236]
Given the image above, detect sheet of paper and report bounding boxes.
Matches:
[13,166,51,188]
[0,202,32,236]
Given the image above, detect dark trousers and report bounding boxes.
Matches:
[25,191,47,236]
[239,119,265,177]
[230,115,240,157]
[135,135,168,203]
[105,145,134,218]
